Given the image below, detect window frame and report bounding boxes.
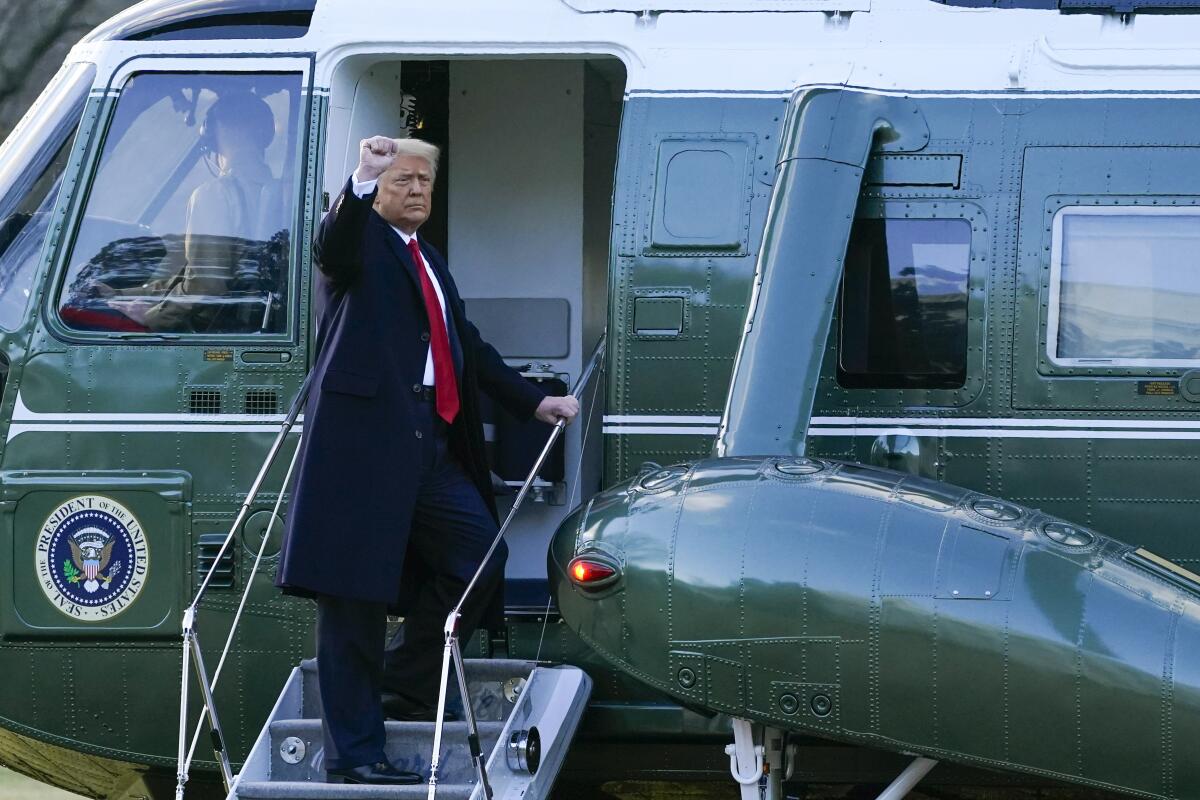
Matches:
[0,62,96,333]
[1046,204,1200,369]
[825,199,988,409]
[836,214,974,390]
[46,55,313,345]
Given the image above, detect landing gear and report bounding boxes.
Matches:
[876,756,938,800]
[724,719,787,800]
[725,718,938,800]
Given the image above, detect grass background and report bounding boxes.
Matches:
[0,767,84,799]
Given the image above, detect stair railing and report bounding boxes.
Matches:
[426,333,606,800]
[174,369,314,800]
[173,290,350,800]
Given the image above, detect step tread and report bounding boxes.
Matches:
[300,657,536,675]
[235,780,472,799]
[270,719,506,734]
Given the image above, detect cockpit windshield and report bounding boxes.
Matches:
[58,71,302,336]
[0,63,94,332]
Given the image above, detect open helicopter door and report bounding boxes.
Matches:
[220,52,619,798]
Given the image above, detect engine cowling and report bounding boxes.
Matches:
[549,456,1200,800]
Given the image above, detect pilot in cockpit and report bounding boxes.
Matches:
[95,89,280,332]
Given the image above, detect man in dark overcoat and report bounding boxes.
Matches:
[276,135,579,785]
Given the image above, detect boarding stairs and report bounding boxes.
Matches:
[178,339,604,800]
[228,657,591,800]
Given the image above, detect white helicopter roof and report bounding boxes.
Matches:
[67,0,1200,97]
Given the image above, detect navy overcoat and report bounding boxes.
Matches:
[276,177,544,612]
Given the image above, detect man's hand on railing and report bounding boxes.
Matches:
[535,394,580,425]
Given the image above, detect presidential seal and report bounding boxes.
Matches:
[35,496,149,621]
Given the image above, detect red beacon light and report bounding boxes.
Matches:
[567,554,621,591]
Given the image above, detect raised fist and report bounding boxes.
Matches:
[356,135,400,182]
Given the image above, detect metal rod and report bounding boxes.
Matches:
[189,634,234,790]
[452,416,564,614]
[451,335,605,620]
[174,371,313,798]
[452,637,493,800]
[426,617,457,800]
[875,757,938,800]
[174,625,193,800]
[427,334,606,797]
[185,434,305,771]
[187,377,309,611]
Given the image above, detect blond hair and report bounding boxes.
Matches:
[391,137,440,179]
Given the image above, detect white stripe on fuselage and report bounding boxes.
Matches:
[6,423,303,443]
[809,416,1200,430]
[601,414,1200,439]
[5,394,303,442]
[10,401,1200,442]
[602,426,721,435]
[806,427,1200,440]
[603,415,721,424]
[11,394,300,424]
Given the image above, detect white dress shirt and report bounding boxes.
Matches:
[352,173,448,387]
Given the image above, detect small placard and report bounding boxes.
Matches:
[204,349,234,362]
[1137,381,1176,395]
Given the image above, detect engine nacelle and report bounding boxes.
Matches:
[550,457,1200,800]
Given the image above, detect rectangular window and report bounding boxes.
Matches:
[58,71,303,337]
[1049,206,1200,367]
[838,217,972,389]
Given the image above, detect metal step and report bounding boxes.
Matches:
[235,782,472,799]
[296,658,537,722]
[266,719,505,783]
[229,659,591,800]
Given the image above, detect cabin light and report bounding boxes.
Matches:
[567,555,620,590]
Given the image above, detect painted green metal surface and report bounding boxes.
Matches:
[801,93,1200,572]
[603,96,786,480]
[0,81,323,783]
[5,53,1200,800]
[551,456,1200,799]
[720,90,931,457]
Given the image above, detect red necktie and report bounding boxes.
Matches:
[408,238,460,424]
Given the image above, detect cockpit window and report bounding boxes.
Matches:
[1048,207,1200,367]
[837,217,972,389]
[0,63,94,331]
[58,72,302,336]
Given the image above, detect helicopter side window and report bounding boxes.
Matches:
[837,217,972,390]
[0,63,94,332]
[57,71,302,336]
[1048,207,1200,367]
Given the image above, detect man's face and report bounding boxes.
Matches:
[374,155,434,234]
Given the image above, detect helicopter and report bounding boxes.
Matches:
[3,0,1200,798]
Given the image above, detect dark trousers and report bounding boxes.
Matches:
[315,401,505,770]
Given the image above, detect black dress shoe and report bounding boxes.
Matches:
[381,691,460,722]
[327,760,422,785]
